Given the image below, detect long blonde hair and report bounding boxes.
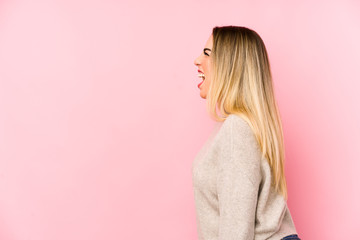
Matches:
[206,26,288,200]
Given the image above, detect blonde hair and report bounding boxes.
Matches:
[206,25,288,200]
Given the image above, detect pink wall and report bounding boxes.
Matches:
[0,0,359,239]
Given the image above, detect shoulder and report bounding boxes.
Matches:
[216,114,263,185]
[214,114,260,155]
[218,114,255,140]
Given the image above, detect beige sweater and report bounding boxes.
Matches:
[192,114,298,240]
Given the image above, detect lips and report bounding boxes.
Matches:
[197,69,205,89]
[198,78,204,88]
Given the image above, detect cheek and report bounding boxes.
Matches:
[205,61,211,72]
[204,76,210,89]
[205,62,211,79]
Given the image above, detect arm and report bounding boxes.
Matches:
[216,117,261,240]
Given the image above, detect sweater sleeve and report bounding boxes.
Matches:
[216,117,261,240]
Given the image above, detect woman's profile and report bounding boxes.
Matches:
[192,26,301,240]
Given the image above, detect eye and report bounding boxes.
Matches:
[203,50,210,56]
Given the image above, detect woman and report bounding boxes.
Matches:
[192,26,301,240]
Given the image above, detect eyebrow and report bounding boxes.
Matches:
[204,48,212,52]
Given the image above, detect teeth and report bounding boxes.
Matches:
[198,73,205,79]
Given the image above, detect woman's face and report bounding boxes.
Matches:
[194,34,213,99]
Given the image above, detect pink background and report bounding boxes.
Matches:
[0,0,359,239]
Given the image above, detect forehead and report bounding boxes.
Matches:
[204,34,213,48]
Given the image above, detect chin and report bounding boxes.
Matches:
[199,88,207,99]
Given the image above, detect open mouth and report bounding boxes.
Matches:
[198,73,205,88]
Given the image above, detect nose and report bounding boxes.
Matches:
[194,54,201,67]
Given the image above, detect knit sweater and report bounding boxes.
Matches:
[192,114,298,240]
